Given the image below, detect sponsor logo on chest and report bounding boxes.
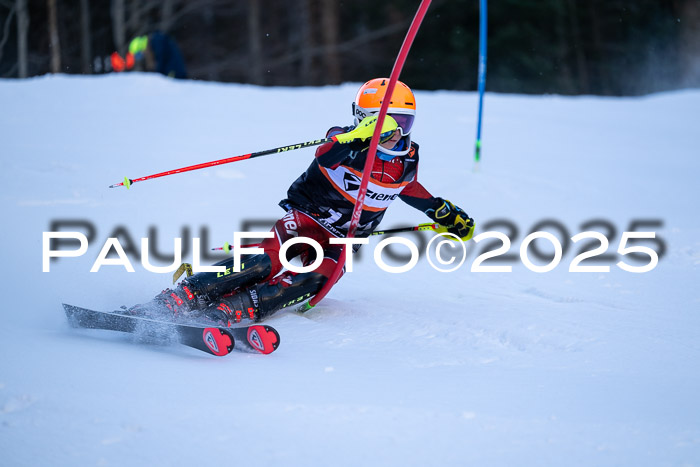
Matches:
[323,166,410,210]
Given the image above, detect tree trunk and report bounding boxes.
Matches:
[565,0,589,94]
[111,0,126,56]
[16,0,28,77]
[587,0,611,95]
[677,0,700,87]
[47,0,61,73]
[298,0,313,85]
[0,5,16,66]
[320,0,340,84]
[160,0,175,33]
[80,0,92,73]
[553,1,575,94]
[247,0,263,84]
[129,0,143,36]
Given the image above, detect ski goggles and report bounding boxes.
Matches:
[353,104,415,136]
[388,113,415,136]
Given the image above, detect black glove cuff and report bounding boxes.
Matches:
[425,197,445,219]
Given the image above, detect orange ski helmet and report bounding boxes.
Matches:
[352,78,416,156]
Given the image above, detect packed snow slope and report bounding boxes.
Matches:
[1,74,699,466]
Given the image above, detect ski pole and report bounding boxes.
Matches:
[211,242,261,253]
[109,137,333,189]
[369,223,445,236]
[109,116,398,189]
[210,223,446,252]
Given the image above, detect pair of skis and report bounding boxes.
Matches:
[64,304,280,357]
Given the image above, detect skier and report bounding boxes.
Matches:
[131,78,474,324]
[111,32,187,79]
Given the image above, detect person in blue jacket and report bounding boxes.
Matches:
[126,32,187,79]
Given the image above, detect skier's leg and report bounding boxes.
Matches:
[129,214,303,317]
[203,212,346,323]
[202,270,327,324]
[183,210,323,301]
[126,252,274,318]
[184,253,273,301]
[255,246,344,319]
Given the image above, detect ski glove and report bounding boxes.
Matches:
[426,198,475,241]
[333,115,398,144]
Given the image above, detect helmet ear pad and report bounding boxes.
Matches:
[352,102,371,125]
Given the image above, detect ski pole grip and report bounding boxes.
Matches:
[334,115,398,144]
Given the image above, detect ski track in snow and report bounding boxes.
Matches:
[1,74,699,466]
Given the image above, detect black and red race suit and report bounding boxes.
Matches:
[280,126,437,238]
[168,126,443,321]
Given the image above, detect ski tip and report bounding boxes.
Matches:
[62,303,84,328]
[246,325,280,354]
[202,328,235,356]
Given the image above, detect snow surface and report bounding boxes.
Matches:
[1,74,699,466]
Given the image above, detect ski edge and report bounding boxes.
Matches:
[63,304,280,356]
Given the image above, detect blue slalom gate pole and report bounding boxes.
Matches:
[474,0,487,164]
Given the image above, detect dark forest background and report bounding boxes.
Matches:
[0,0,698,95]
